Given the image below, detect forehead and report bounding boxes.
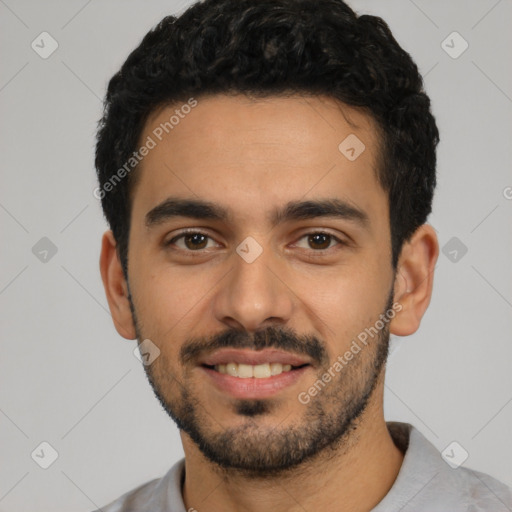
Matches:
[130,94,387,229]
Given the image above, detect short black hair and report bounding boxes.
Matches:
[95,0,439,277]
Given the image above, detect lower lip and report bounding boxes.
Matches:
[201,366,310,399]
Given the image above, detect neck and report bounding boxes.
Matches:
[181,381,404,512]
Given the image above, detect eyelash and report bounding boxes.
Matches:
[165,229,346,254]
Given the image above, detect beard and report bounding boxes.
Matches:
[129,288,394,478]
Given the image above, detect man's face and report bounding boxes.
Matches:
[126,94,396,474]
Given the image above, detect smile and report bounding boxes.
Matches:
[211,362,298,378]
[199,349,312,398]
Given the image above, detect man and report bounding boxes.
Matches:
[94,0,512,510]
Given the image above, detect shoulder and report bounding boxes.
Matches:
[92,459,186,512]
[424,464,512,511]
[452,466,512,510]
[374,422,512,511]
[94,478,161,512]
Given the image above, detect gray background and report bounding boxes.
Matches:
[1,0,511,510]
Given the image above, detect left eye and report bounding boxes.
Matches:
[166,231,343,252]
[293,232,342,251]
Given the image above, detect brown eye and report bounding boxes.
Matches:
[183,233,208,250]
[294,232,342,251]
[307,233,332,250]
[166,231,217,251]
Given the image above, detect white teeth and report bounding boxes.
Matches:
[270,363,283,375]
[213,362,295,378]
[253,363,271,378]
[238,364,253,378]
[226,363,238,377]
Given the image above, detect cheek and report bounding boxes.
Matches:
[132,260,223,350]
[302,260,390,348]
[130,265,191,331]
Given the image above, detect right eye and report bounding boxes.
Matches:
[165,230,221,252]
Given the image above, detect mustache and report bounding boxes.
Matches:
[180,325,329,367]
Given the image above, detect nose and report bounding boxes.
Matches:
[211,241,295,332]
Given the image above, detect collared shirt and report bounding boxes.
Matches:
[94,422,512,511]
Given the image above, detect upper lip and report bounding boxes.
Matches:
[200,349,312,367]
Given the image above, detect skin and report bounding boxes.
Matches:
[100,94,439,512]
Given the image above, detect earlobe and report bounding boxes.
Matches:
[99,230,137,340]
[390,224,439,337]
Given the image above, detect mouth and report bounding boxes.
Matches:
[203,362,308,378]
[199,349,312,399]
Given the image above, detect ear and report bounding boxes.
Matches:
[99,230,137,340]
[390,224,439,336]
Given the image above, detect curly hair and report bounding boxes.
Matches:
[95,0,439,277]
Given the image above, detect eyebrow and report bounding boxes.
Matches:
[145,196,370,230]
